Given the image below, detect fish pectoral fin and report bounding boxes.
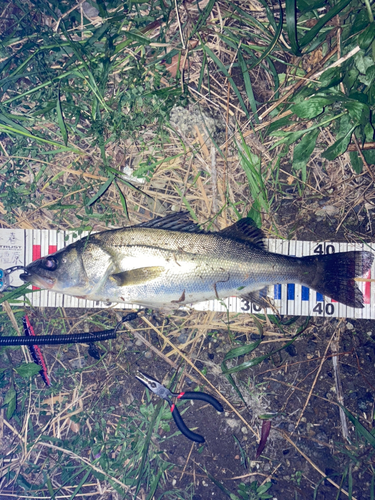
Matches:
[241,287,271,309]
[109,266,165,286]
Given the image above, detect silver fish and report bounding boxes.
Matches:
[20,213,374,309]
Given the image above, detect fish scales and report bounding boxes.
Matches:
[87,228,303,307]
[20,213,374,310]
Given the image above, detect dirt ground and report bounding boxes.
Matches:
[2,308,373,499]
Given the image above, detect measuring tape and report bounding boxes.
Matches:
[1,229,374,319]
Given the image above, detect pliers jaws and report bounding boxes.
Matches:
[136,371,223,443]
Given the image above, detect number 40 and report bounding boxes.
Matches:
[313,303,335,315]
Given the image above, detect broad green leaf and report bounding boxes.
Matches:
[358,23,375,50]
[349,151,363,174]
[16,362,42,378]
[322,125,356,160]
[293,128,320,181]
[247,206,262,228]
[3,387,16,405]
[292,98,331,119]
[319,67,342,88]
[364,122,374,142]
[3,387,16,420]
[355,52,374,74]
[7,395,16,420]
[358,65,375,86]
[345,101,370,123]
[343,68,360,91]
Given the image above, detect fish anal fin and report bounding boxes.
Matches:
[220,219,266,249]
[110,266,165,286]
[241,287,271,309]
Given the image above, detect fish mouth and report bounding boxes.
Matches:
[19,272,55,289]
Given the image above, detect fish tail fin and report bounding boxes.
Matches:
[301,251,373,308]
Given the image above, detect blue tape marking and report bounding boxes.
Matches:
[316,292,324,302]
[287,284,295,300]
[0,270,3,278]
[302,286,309,301]
[274,284,281,300]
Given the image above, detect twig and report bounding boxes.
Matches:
[294,330,336,430]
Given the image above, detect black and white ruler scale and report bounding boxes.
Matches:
[1,229,374,319]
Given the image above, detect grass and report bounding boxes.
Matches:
[1,0,375,497]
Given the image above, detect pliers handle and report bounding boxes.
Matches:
[135,371,223,443]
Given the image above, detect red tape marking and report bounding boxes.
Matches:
[48,245,57,253]
[364,269,371,305]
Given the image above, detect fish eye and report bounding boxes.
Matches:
[43,257,57,271]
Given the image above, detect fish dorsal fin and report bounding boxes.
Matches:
[219,219,266,249]
[137,212,204,233]
[110,266,165,287]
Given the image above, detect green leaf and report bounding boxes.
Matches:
[3,387,16,419]
[292,97,331,119]
[3,387,16,405]
[364,122,374,142]
[349,151,363,174]
[222,335,300,375]
[345,101,370,124]
[114,181,128,219]
[322,125,356,160]
[190,0,216,38]
[339,404,375,449]
[319,67,343,88]
[358,23,375,50]
[358,65,375,86]
[355,52,374,74]
[56,90,68,146]
[7,395,16,420]
[203,45,249,118]
[285,0,301,56]
[293,128,320,181]
[16,362,42,378]
[299,0,353,48]
[238,52,259,123]
[247,205,262,228]
[222,338,263,365]
[86,174,115,206]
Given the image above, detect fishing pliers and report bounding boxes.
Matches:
[136,371,224,443]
